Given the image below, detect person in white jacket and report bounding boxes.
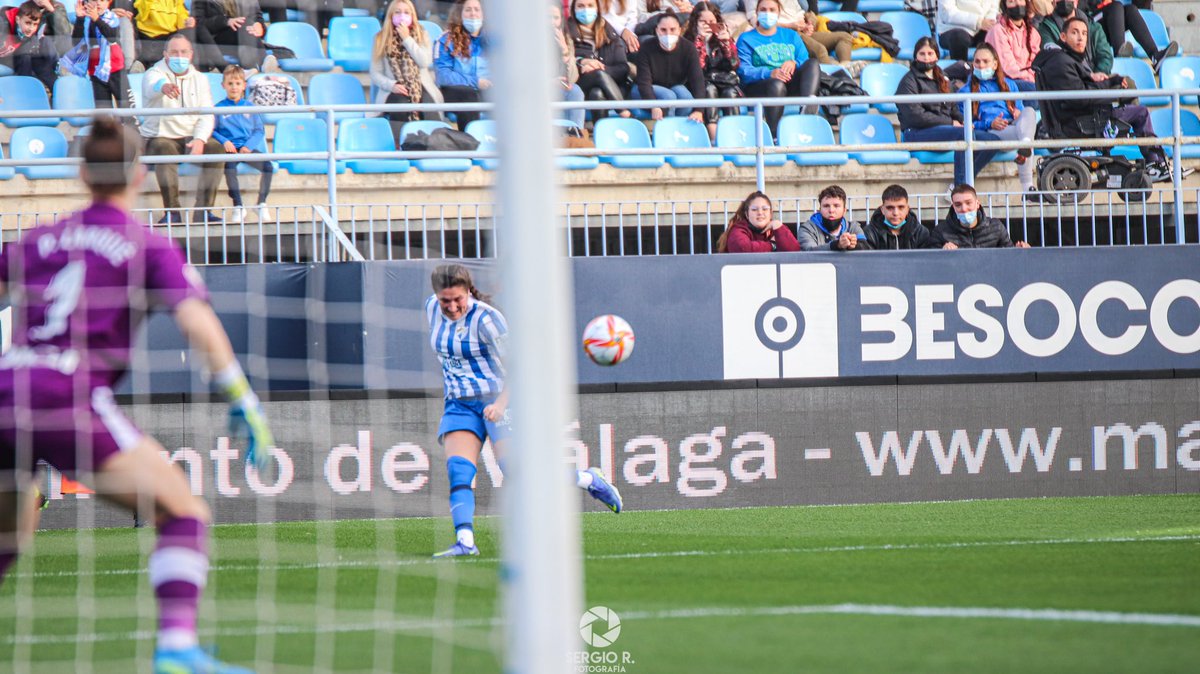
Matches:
[937,0,1000,61]
[139,33,224,225]
[603,0,642,52]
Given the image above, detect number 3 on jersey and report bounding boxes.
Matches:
[29,261,86,341]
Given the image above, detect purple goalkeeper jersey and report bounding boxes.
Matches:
[0,203,208,390]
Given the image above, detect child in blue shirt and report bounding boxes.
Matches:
[212,65,273,223]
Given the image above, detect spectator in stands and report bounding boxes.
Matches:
[736,0,820,134]
[435,0,488,130]
[601,0,640,53]
[792,11,863,78]
[799,185,868,251]
[140,33,224,224]
[897,37,997,191]
[684,2,739,137]
[213,65,272,224]
[65,0,130,108]
[259,0,342,32]
[371,0,443,133]
[131,0,218,69]
[710,0,748,33]
[985,0,1038,105]
[190,0,267,72]
[1036,0,1111,75]
[634,11,705,121]
[634,0,693,36]
[549,1,587,128]
[716,190,800,253]
[0,1,58,93]
[1032,17,1188,183]
[935,183,1030,248]
[1083,0,1175,71]
[937,0,999,62]
[568,0,631,119]
[864,184,937,250]
[960,44,1036,195]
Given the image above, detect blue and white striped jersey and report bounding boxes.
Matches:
[425,294,508,399]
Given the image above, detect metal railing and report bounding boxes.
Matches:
[0,87,1197,261]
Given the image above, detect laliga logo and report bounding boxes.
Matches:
[580,606,622,648]
[721,264,839,379]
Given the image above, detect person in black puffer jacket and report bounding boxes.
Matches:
[567,0,631,118]
[864,184,937,250]
[933,184,1031,249]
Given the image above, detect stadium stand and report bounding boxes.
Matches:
[10,127,76,180]
[651,118,725,169]
[464,119,498,170]
[398,120,474,171]
[0,76,59,128]
[274,118,346,174]
[839,113,911,165]
[51,76,94,127]
[264,21,336,72]
[307,72,368,120]
[327,16,381,72]
[716,116,787,167]
[338,117,410,174]
[1159,56,1200,105]
[1111,57,1168,107]
[859,63,908,114]
[776,114,849,166]
[594,117,665,169]
[1128,9,1172,59]
[1151,108,1200,160]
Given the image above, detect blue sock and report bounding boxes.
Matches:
[447,456,477,539]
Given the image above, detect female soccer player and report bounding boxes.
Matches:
[0,118,273,674]
[427,264,622,558]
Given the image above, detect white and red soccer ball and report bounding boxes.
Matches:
[582,315,635,366]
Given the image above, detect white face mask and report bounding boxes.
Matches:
[658,33,679,50]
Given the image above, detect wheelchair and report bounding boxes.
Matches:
[1033,73,1152,204]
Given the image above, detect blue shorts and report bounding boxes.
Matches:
[438,397,512,444]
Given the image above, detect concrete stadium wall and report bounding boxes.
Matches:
[37,377,1200,529]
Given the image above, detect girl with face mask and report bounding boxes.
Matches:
[434,0,490,129]
[567,0,632,119]
[734,0,821,135]
[633,11,706,121]
[960,44,1038,196]
[984,0,1040,107]
[371,0,444,132]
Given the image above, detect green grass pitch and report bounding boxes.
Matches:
[2,494,1199,672]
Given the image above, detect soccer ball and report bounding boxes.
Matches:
[582,315,635,366]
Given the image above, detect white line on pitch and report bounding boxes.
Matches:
[6,602,1200,646]
[804,448,831,460]
[14,533,1200,580]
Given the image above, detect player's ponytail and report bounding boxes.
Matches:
[432,263,492,304]
[82,117,141,198]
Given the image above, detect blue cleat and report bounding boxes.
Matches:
[586,467,623,513]
[154,645,255,674]
[432,541,480,558]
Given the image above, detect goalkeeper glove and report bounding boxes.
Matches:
[215,362,275,472]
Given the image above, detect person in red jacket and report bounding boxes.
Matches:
[716,190,800,253]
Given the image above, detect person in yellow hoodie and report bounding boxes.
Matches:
[133,0,194,66]
[139,33,225,224]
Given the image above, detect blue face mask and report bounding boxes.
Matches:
[463,17,483,34]
[956,209,978,227]
[757,11,778,29]
[885,218,905,230]
[973,67,996,81]
[167,56,191,74]
[575,7,597,25]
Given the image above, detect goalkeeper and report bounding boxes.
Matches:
[0,118,272,674]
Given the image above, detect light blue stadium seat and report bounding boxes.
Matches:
[342,7,369,16]
[264,22,335,72]
[0,142,15,180]
[307,72,367,120]
[247,73,312,124]
[338,117,409,173]
[0,76,60,127]
[1149,108,1200,159]
[881,10,933,61]
[1111,57,1167,107]
[1127,9,1170,58]
[652,117,724,168]
[856,0,905,11]
[860,62,908,114]
[421,20,443,54]
[273,118,346,174]
[552,119,599,170]
[11,127,78,180]
[594,117,664,168]
[817,0,839,11]
[823,11,867,23]
[53,75,94,127]
[464,119,498,170]
[839,113,911,165]
[1159,56,1200,105]
[715,115,786,167]
[777,114,849,166]
[328,16,381,72]
[399,120,474,171]
[203,71,225,101]
[0,65,11,76]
